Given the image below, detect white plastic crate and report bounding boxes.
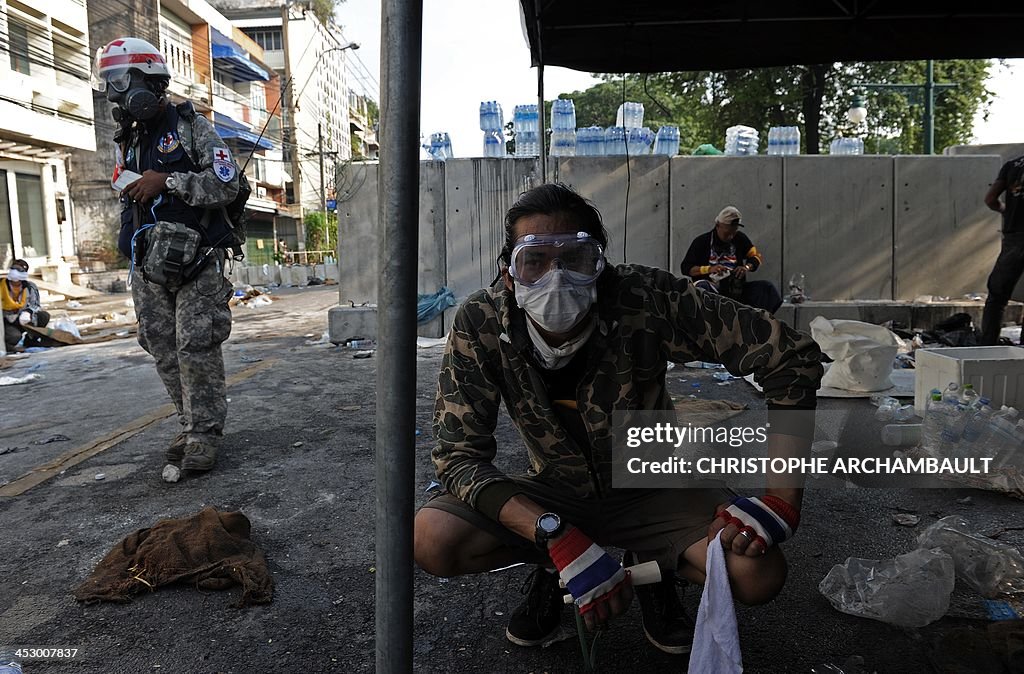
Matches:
[915,346,1024,412]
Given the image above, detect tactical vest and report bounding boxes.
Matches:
[118,103,232,257]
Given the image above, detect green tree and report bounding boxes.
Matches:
[309,0,345,25]
[558,61,994,154]
[304,210,337,252]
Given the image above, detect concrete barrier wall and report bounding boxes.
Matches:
[669,156,783,292]
[894,156,1001,300]
[330,155,1007,331]
[555,156,670,269]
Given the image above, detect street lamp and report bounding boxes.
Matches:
[847,94,867,125]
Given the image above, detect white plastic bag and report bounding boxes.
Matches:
[810,317,900,392]
[52,318,81,339]
[916,515,1024,597]
[818,547,955,627]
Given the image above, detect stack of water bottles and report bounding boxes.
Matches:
[653,125,680,156]
[424,132,453,161]
[829,137,864,155]
[549,99,577,157]
[605,101,652,156]
[479,101,505,158]
[920,382,1024,466]
[767,126,801,155]
[513,104,540,157]
[576,126,605,156]
[724,125,760,156]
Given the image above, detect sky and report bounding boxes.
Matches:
[335,0,1022,158]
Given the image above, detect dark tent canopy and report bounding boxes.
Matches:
[519,1,1024,73]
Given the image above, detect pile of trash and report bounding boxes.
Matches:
[230,286,275,309]
[820,515,1024,628]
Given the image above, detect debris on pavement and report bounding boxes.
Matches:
[0,373,42,386]
[917,515,1024,597]
[892,513,921,527]
[239,355,263,363]
[425,480,442,493]
[94,473,106,481]
[162,464,181,483]
[353,350,373,359]
[304,331,331,346]
[819,547,956,627]
[74,507,273,607]
[292,442,304,448]
[416,336,447,348]
[32,434,71,445]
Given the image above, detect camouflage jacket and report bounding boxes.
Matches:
[432,264,823,507]
[166,108,240,208]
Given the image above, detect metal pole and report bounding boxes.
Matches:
[923,59,934,155]
[537,63,546,182]
[377,0,421,671]
[281,4,303,239]
[318,122,327,250]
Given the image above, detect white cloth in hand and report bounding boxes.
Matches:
[688,530,743,674]
[18,310,31,326]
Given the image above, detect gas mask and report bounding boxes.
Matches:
[508,232,605,334]
[106,70,162,122]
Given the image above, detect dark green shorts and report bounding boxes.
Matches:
[421,476,735,569]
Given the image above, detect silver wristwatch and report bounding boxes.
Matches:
[164,174,178,193]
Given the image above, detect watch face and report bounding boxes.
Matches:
[538,513,560,534]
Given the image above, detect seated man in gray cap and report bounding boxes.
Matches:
[680,206,782,313]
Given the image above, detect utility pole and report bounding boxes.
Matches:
[281,4,304,246]
[318,121,328,252]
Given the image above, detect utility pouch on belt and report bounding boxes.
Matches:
[142,221,202,289]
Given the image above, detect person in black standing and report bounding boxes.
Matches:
[981,155,1024,345]
[680,206,782,313]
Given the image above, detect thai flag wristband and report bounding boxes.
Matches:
[548,528,628,614]
[717,495,801,549]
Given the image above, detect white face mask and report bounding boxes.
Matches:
[526,313,596,369]
[7,269,28,282]
[514,268,597,334]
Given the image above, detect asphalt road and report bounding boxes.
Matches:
[1,284,1022,673]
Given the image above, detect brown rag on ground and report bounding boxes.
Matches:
[674,398,747,427]
[73,507,273,607]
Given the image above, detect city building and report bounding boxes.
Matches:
[213,0,356,227]
[0,0,95,284]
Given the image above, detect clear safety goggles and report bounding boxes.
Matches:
[508,232,605,287]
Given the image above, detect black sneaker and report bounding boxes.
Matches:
[505,566,565,647]
[626,552,694,655]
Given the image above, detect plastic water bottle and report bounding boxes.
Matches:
[549,129,576,157]
[605,126,627,155]
[936,383,965,455]
[959,397,993,458]
[989,407,1022,467]
[479,101,503,133]
[920,389,945,455]
[616,101,644,128]
[483,131,504,158]
[551,99,576,131]
[653,125,679,156]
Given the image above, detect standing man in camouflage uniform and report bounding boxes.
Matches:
[94,38,239,475]
[414,183,822,654]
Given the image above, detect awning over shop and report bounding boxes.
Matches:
[211,29,269,82]
[214,112,274,151]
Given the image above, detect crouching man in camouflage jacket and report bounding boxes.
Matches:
[415,183,823,654]
[95,38,239,477]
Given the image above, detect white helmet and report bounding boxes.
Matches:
[92,37,171,92]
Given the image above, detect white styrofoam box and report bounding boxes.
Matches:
[914,346,1024,412]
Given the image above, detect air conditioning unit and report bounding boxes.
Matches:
[255,186,267,199]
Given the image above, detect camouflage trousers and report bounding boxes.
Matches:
[132,255,233,445]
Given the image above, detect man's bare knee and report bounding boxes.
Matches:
[728,550,787,606]
[414,508,461,577]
